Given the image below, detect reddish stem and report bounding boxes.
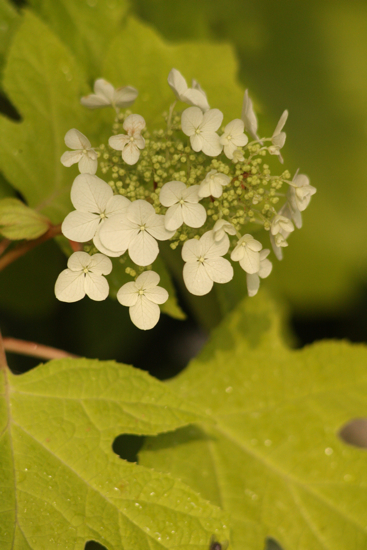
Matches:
[0,223,62,272]
[3,337,78,361]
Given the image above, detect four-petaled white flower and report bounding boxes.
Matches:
[288,171,316,216]
[241,90,261,142]
[271,214,294,236]
[182,231,233,296]
[181,107,223,157]
[117,271,168,331]
[198,170,231,199]
[159,181,206,231]
[168,68,210,112]
[109,114,146,165]
[55,252,112,302]
[231,234,262,274]
[246,249,272,297]
[212,219,236,242]
[60,129,98,174]
[220,119,248,160]
[99,199,175,267]
[80,79,138,110]
[62,174,131,257]
[269,110,288,162]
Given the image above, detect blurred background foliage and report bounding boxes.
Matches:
[1,0,367,376]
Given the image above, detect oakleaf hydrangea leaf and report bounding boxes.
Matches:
[0,197,49,239]
[0,0,21,86]
[0,11,88,223]
[141,293,367,550]
[0,357,228,550]
[103,17,244,127]
[28,0,129,78]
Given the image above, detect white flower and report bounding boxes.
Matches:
[182,230,233,296]
[117,271,168,330]
[61,174,131,257]
[159,181,206,231]
[230,234,262,274]
[212,219,236,242]
[246,249,272,297]
[99,199,175,267]
[60,129,98,174]
[269,110,288,162]
[271,214,294,236]
[168,68,210,111]
[80,79,138,110]
[181,107,223,157]
[109,114,146,165]
[55,252,112,302]
[220,119,248,159]
[269,203,293,260]
[288,171,316,214]
[241,90,261,142]
[198,170,231,199]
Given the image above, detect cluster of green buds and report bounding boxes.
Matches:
[55,69,316,330]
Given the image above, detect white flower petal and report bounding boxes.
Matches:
[94,79,115,103]
[122,143,140,165]
[93,230,124,257]
[117,282,139,307]
[127,199,154,225]
[144,286,169,305]
[106,194,131,216]
[200,132,222,157]
[181,88,210,111]
[67,251,92,271]
[190,134,204,152]
[182,202,206,228]
[146,213,175,241]
[64,129,91,150]
[205,257,233,284]
[165,203,184,231]
[70,173,113,213]
[201,109,223,133]
[182,238,201,263]
[55,269,85,302]
[183,262,213,296]
[84,272,109,301]
[80,94,111,109]
[114,86,138,108]
[62,211,99,242]
[130,296,161,330]
[123,114,146,135]
[109,134,130,151]
[200,230,229,258]
[60,150,83,168]
[78,154,98,175]
[159,181,187,207]
[129,231,159,266]
[88,253,113,275]
[168,68,188,100]
[273,110,288,137]
[181,107,203,136]
[241,90,260,141]
[182,184,200,203]
[239,248,260,274]
[98,214,135,252]
[246,273,260,297]
[135,270,160,289]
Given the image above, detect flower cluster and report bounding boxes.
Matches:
[55,69,316,330]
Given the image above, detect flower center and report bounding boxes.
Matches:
[83,267,89,274]
[139,224,146,232]
[227,134,232,141]
[82,148,88,154]
[129,136,135,142]
[138,289,145,296]
[100,211,106,219]
[195,128,202,135]
[198,256,205,263]
[179,199,185,205]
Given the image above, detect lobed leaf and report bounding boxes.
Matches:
[0,357,228,550]
[141,292,367,550]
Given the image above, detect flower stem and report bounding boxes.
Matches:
[0,330,8,371]
[3,337,78,361]
[0,223,62,272]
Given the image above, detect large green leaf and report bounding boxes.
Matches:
[0,11,88,223]
[28,0,128,78]
[140,293,367,550]
[0,357,228,550]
